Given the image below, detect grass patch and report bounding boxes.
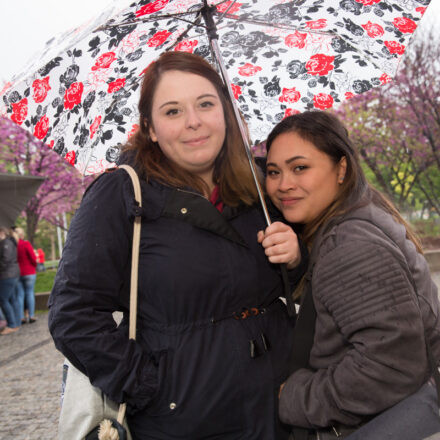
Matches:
[35,269,57,293]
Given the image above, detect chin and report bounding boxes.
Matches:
[279,209,302,224]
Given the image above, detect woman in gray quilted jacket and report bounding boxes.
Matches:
[262,110,440,439]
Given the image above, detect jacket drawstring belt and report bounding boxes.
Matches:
[211,299,280,358]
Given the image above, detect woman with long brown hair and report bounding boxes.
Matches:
[263,110,440,439]
[49,51,303,439]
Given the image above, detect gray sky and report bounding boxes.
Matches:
[0,0,115,83]
[0,0,438,84]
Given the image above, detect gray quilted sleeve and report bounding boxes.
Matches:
[279,240,428,428]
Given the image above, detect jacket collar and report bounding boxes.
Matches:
[162,186,248,247]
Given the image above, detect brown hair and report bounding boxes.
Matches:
[266,110,422,252]
[122,51,259,206]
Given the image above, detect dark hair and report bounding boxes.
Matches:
[122,51,259,206]
[266,110,422,251]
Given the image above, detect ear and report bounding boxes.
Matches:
[148,120,157,142]
[338,156,347,184]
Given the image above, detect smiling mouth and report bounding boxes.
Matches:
[279,197,302,207]
[183,136,209,146]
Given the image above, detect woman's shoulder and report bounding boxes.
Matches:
[318,204,404,259]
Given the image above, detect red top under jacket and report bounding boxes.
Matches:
[17,239,37,276]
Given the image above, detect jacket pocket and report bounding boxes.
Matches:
[143,349,178,417]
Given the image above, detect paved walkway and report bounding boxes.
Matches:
[0,313,63,440]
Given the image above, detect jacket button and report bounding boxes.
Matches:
[180,208,188,214]
[169,402,177,410]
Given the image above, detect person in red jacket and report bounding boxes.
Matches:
[36,248,45,272]
[15,227,37,323]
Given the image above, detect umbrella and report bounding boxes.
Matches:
[0,0,431,220]
[0,0,431,173]
[0,173,45,227]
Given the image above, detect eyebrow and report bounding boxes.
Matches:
[159,93,219,109]
[266,155,307,167]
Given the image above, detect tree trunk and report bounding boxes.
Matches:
[25,210,40,247]
[50,233,56,261]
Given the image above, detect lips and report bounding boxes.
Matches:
[183,135,210,146]
[279,197,302,207]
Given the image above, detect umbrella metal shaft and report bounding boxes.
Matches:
[201,3,271,227]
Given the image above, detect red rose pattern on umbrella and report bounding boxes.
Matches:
[393,17,417,33]
[362,21,384,38]
[136,0,170,17]
[306,54,335,76]
[107,78,126,93]
[34,115,49,140]
[279,87,301,104]
[216,1,242,14]
[305,19,327,29]
[380,73,393,84]
[285,32,307,49]
[238,63,262,77]
[284,108,301,119]
[355,0,381,5]
[11,98,28,125]
[147,30,172,47]
[65,151,76,166]
[313,93,334,110]
[64,82,84,110]
[0,0,430,175]
[91,52,116,71]
[90,116,102,139]
[231,84,242,100]
[384,41,405,55]
[32,77,51,103]
[174,40,198,53]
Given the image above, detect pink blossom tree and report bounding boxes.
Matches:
[0,116,92,244]
[337,27,440,215]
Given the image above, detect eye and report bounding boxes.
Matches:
[165,108,179,116]
[266,169,279,177]
[199,100,215,108]
[293,165,307,173]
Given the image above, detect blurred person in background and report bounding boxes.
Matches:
[36,247,46,272]
[15,227,38,323]
[0,226,21,335]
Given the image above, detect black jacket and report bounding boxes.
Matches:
[0,236,20,280]
[49,168,303,439]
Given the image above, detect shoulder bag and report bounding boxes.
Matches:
[58,164,142,440]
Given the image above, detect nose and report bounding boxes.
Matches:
[278,174,297,192]
[185,108,202,130]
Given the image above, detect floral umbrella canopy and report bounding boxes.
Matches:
[0,0,431,176]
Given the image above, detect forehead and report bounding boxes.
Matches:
[268,131,320,158]
[152,70,219,104]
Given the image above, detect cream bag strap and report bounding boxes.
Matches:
[117,164,142,425]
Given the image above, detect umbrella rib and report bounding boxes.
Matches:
[165,14,204,51]
[213,13,386,72]
[213,14,335,36]
[333,33,385,73]
[94,10,205,32]
[215,0,239,26]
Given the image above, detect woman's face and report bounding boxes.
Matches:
[149,70,226,187]
[266,131,346,225]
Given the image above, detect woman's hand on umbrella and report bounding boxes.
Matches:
[257,222,300,269]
